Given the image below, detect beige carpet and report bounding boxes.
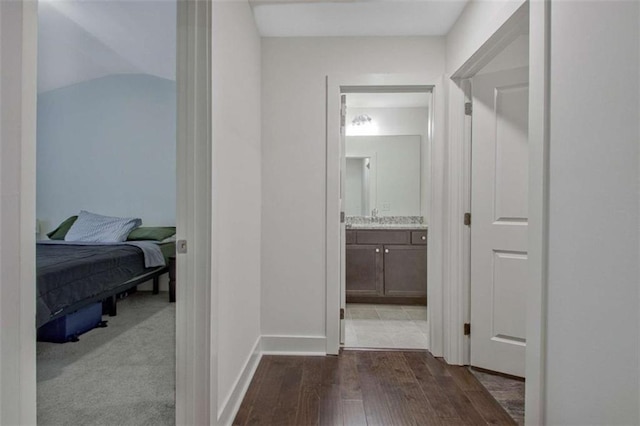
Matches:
[37,292,175,426]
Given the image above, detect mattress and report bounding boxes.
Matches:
[36,242,174,327]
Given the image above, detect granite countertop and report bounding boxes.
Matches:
[346,223,428,230]
[345,216,428,230]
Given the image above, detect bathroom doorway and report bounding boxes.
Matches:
[340,87,433,350]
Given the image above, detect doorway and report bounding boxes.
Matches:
[444,1,548,424]
[465,30,529,375]
[460,23,529,426]
[2,0,211,423]
[339,87,433,350]
[34,1,178,424]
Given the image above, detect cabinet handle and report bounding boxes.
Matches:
[421,235,426,240]
[384,248,389,254]
[375,248,380,253]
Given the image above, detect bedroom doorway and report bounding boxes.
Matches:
[327,83,434,352]
[34,1,180,424]
[3,0,211,423]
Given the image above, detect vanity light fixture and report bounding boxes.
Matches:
[352,114,372,126]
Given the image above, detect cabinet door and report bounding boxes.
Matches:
[383,245,427,297]
[346,244,383,297]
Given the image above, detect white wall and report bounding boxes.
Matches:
[346,135,421,216]
[545,2,639,424]
[36,74,176,232]
[212,1,262,423]
[261,37,444,341]
[445,0,526,75]
[346,106,430,217]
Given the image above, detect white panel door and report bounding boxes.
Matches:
[470,67,528,377]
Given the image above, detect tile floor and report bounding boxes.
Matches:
[344,303,429,349]
[470,368,525,425]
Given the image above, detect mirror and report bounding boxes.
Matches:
[345,157,371,216]
[343,90,431,220]
[346,136,421,216]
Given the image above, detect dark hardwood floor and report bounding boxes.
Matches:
[233,350,516,425]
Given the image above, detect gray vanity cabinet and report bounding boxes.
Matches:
[346,229,427,304]
[345,245,383,297]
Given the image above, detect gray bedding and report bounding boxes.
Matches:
[36,242,164,327]
[37,240,166,268]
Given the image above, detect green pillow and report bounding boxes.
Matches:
[46,216,78,240]
[126,226,176,241]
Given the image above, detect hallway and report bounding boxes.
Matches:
[233,350,516,425]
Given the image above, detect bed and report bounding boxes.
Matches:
[36,240,175,328]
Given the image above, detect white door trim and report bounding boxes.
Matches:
[326,76,341,355]
[524,1,550,423]
[326,74,444,356]
[443,75,469,366]
[446,1,549,424]
[176,0,214,424]
[0,1,38,423]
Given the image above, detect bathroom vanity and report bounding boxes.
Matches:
[344,130,429,305]
[346,225,427,305]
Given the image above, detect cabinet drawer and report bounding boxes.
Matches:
[356,230,410,245]
[346,230,357,244]
[411,230,428,245]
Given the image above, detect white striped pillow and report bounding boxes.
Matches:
[64,211,142,243]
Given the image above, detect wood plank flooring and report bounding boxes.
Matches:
[233,350,516,426]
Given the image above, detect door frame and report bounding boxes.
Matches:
[326,74,444,356]
[447,1,549,424]
[4,0,214,423]
[0,1,38,423]
[175,0,214,423]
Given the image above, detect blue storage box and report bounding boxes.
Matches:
[37,302,107,343]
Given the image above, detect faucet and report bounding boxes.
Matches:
[371,208,379,221]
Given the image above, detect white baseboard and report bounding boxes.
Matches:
[217,336,262,426]
[260,335,327,355]
[215,335,327,425]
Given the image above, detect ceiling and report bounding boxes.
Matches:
[37,0,469,93]
[38,0,176,93]
[251,0,469,37]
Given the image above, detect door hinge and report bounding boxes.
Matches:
[340,211,345,223]
[340,95,347,127]
[465,102,472,116]
[464,212,471,226]
[340,308,345,320]
[464,323,471,336]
